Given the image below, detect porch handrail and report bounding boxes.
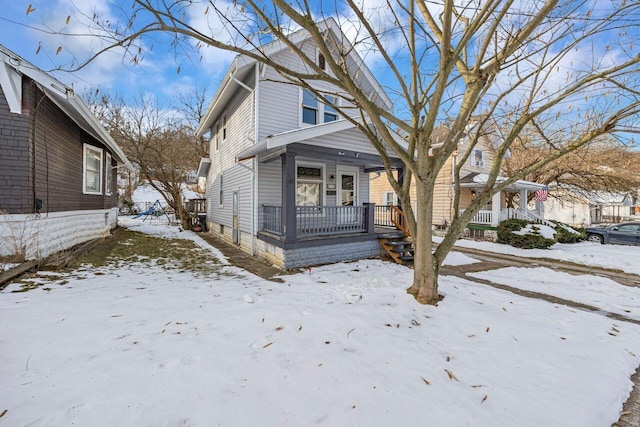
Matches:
[390,206,410,236]
[505,208,556,228]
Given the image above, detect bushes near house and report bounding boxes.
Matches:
[551,221,585,243]
[497,219,557,249]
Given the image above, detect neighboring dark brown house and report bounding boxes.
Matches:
[0,45,131,260]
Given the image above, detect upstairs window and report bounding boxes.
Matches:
[324,96,338,122]
[472,149,485,167]
[83,144,103,195]
[222,114,227,140]
[302,90,318,125]
[318,52,326,70]
[214,123,220,151]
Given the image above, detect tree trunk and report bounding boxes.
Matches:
[406,179,440,305]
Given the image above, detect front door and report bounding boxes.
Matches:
[337,166,359,223]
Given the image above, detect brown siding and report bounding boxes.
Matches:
[0,77,118,214]
[0,83,32,213]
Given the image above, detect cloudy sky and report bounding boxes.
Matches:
[0,0,413,107]
[0,0,231,105]
[1,0,637,135]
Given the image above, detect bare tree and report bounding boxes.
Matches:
[89,91,203,228]
[37,0,640,304]
[503,134,640,204]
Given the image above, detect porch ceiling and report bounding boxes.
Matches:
[460,173,546,191]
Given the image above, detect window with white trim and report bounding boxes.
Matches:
[214,122,220,151]
[105,153,113,195]
[219,174,224,206]
[83,144,103,194]
[318,52,326,70]
[384,191,397,206]
[324,96,338,122]
[296,163,324,206]
[222,114,227,140]
[472,149,485,167]
[302,90,318,125]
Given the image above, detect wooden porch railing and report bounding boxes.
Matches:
[390,205,410,236]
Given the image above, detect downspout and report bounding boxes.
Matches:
[252,64,260,256]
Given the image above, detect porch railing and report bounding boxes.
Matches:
[263,205,282,234]
[460,209,493,225]
[374,205,396,227]
[262,205,372,238]
[296,206,367,237]
[500,208,556,228]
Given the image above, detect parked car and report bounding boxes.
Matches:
[585,222,640,246]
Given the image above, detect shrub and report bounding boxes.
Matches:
[497,218,557,249]
[551,221,585,243]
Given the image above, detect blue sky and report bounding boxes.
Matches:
[0,1,229,106]
[1,0,638,141]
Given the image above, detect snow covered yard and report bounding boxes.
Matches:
[1,220,640,426]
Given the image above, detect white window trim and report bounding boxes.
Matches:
[222,113,227,141]
[83,143,103,195]
[295,160,325,207]
[472,149,485,168]
[300,88,340,127]
[219,173,224,207]
[105,153,113,196]
[214,122,220,152]
[317,47,326,70]
[300,89,318,127]
[383,191,397,206]
[324,95,339,122]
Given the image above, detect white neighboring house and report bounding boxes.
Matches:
[544,187,639,227]
[0,45,132,260]
[195,18,406,269]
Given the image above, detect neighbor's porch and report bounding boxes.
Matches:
[459,174,550,227]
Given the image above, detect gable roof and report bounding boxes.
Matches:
[0,45,132,170]
[196,17,392,137]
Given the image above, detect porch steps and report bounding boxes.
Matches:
[380,233,414,264]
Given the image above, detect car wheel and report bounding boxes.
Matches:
[586,233,604,244]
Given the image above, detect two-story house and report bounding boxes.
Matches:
[196,19,406,269]
[0,45,132,261]
[370,121,549,234]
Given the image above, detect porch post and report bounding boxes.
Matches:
[396,168,404,209]
[281,152,297,241]
[491,191,501,226]
[364,202,375,234]
[520,189,528,213]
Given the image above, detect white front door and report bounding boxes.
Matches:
[337,166,359,223]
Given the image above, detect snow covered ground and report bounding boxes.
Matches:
[1,217,640,426]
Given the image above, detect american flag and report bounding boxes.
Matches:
[535,186,549,202]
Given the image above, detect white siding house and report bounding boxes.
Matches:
[196,19,402,269]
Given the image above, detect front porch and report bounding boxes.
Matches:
[236,119,405,269]
[459,173,550,227]
[462,207,555,227]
